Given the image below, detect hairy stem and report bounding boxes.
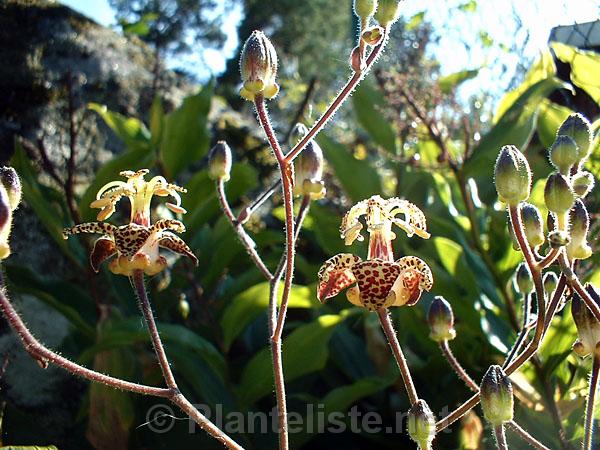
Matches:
[377,308,418,405]
[584,354,600,450]
[508,421,550,450]
[559,253,600,322]
[494,424,508,450]
[439,340,478,392]
[503,293,532,369]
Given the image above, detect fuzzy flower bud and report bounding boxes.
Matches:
[291,124,326,199]
[549,135,579,175]
[571,283,600,358]
[407,400,436,450]
[494,145,531,205]
[427,296,456,342]
[239,30,279,101]
[566,199,592,260]
[548,230,570,249]
[480,365,514,426]
[557,113,592,163]
[544,172,575,214]
[521,202,544,248]
[208,141,233,182]
[572,171,595,199]
[361,27,384,46]
[543,272,558,297]
[514,263,533,295]
[354,0,378,21]
[374,0,402,27]
[0,185,12,260]
[0,167,21,211]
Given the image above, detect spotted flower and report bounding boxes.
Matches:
[63,170,197,276]
[317,195,433,311]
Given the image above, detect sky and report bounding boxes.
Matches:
[61,0,598,100]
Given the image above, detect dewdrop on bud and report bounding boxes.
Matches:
[514,263,533,295]
[521,203,544,248]
[557,113,592,163]
[572,171,595,199]
[549,135,579,175]
[374,0,402,27]
[0,167,21,210]
[494,145,531,205]
[354,0,378,21]
[566,200,592,260]
[407,400,436,450]
[427,296,456,342]
[543,272,558,297]
[548,230,570,249]
[544,172,575,214]
[571,283,600,358]
[239,30,279,101]
[361,27,384,46]
[208,141,232,182]
[350,46,365,72]
[291,124,326,200]
[480,365,514,426]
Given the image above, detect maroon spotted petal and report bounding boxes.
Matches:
[317,253,362,301]
[352,260,401,309]
[90,237,117,272]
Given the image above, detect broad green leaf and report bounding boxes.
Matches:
[89,103,151,151]
[353,82,396,153]
[220,282,316,351]
[432,237,462,277]
[318,134,382,202]
[159,82,213,177]
[552,42,600,104]
[406,11,425,31]
[149,95,164,147]
[438,69,479,94]
[539,303,577,372]
[238,314,345,404]
[536,100,573,148]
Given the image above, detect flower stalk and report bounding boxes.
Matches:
[584,353,600,450]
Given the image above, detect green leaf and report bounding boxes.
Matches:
[220,282,316,351]
[438,69,479,94]
[238,314,345,404]
[478,30,493,48]
[149,95,164,147]
[159,82,213,177]
[318,134,382,202]
[536,100,573,148]
[458,0,477,12]
[552,42,600,104]
[406,11,425,31]
[353,82,396,153]
[89,103,151,151]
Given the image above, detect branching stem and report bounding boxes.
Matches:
[439,340,478,392]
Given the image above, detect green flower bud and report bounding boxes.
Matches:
[0,167,21,211]
[521,203,544,247]
[571,283,600,358]
[514,263,533,295]
[208,141,233,182]
[572,171,595,199]
[374,0,402,27]
[407,400,436,450]
[557,113,592,163]
[239,30,279,101]
[0,186,12,260]
[566,200,592,260]
[549,135,579,175]
[543,272,558,297]
[548,230,570,249]
[354,0,378,21]
[480,365,514,426]
[361,26,384,46]
[494,145,531,205]
[292,125,325,200]
[427,296,456,342]
[544,172,575,214]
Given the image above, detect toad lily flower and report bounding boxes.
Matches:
[318,195,433,311]
[63,169,197,276]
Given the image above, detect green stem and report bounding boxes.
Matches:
[584,354,600,450]
[494,424,509,450]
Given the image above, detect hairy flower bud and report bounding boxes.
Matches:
[571,283,600,358]
[549,135,579,175]
[354,0,378,21]
[514,263,533,295]
[572,171,595,199]
[548,230,570,249]
[480,365,514,426]
[407,400,436,450]
[557,113,592,163]
[0,186,12,260]
[494,145,531,205]
[544,172,575,214]
[0,167,21,211]
[521,203,544,248]
[208,141,232,182]
[239,30,279,101]
[374,0,402,27]
[291,125,326,200]
[428,296,456,342]
[361,26,384,46]
[566,199,592,260]
[543,272,558,297]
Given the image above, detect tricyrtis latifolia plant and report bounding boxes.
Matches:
[0,2,598,450]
